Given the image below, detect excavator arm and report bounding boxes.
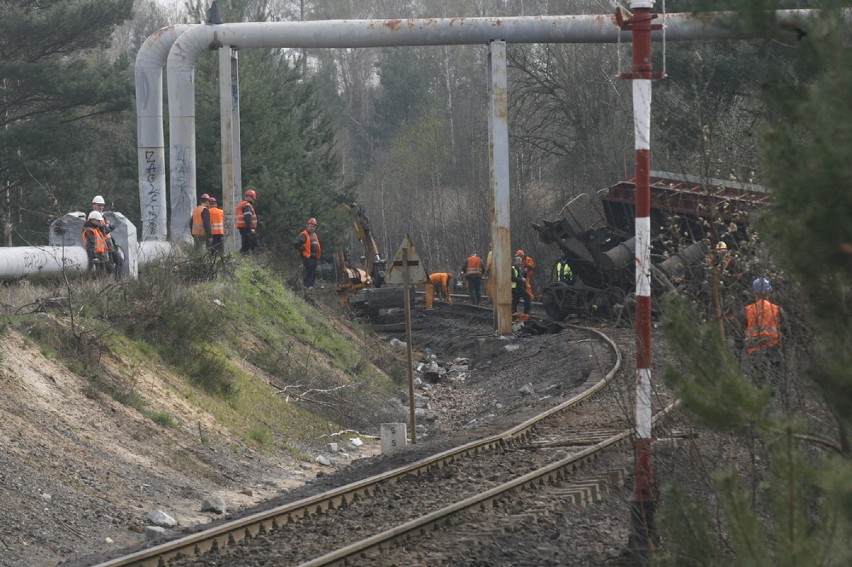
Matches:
[337,203,387,290]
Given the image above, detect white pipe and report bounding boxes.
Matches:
[0,242,175,280]
[135,24,196,242]
[165,11,829,243]
[138,241,176,264]
[0,247,89,278]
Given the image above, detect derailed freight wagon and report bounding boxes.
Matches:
[533,171,771,321]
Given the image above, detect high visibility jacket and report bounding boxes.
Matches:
[209,207,225,235]
[745,299,781,354]
[191,205,211,236]
[555,260,574,283]
[464,255,483,276]
[523,255,537,272]
[82,225,107,255]
[429,272,451,287]
[511,266,524,289]
[235,200,257,229]
[297,229,322,259]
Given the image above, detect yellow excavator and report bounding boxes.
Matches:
[335,202,386,293]
[335,203,415,320]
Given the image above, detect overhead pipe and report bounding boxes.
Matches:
[163,10,827,243]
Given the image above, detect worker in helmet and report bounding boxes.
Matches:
[91,195,120,277]
[700,240,743,322]
[207,198,225,259]
[511,255,531,320]
[82,211,109,274]
[554,252,574,284]
[236,189,258,254]
[190,193,213,250]
[460,253,484,305]
[427,272,454,303]
[736,277,787,394]
[294,218,322,290]
[515,249,537,300]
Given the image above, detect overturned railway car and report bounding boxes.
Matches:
[534,171,771,321]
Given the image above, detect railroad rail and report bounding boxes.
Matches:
[94,322,672,567]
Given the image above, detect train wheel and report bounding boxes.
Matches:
[606,286,626,313]
[541,284,572,321]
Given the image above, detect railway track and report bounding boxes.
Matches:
[94,316,675,567]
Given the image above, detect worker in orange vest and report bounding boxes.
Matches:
[516,249,537,300]
[91,195,123,278]
[460,253,484,305]
[294,218,322,290]
[427,272,454,303]
[511,255,531,320]
[207,197,225,259]
[737,277,786,391]
[82,211,109,274]
[190,193,212,249]
[236,189,258,254]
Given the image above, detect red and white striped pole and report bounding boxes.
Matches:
[617,0,662,554]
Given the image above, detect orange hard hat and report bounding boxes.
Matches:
[200,193,210,201]
[515,249,525,256]
[244,189,257,200]
[307,218,318,226]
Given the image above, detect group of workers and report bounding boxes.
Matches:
[81,195,124,277]
[426,247,544,320]
[189,189,323,289]
[190,193,227,257]
[189,188,259,256]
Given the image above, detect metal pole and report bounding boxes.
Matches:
[229,48,242,254]
[219,47,236,254]
[619,0,659,555]
[403,245,417,444]
[487,40,513,336]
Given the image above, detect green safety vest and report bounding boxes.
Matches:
[555,260,573,283]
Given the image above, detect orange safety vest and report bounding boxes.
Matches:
[235,200,257,229]
[191,205,209,236]
[298,229,322,259]
[82,226,107,255]
[523,255,537,272]
[464,255,483,276]
[209,207,225,235]
[745,299,781,354]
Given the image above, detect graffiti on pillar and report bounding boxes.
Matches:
[174,144,192,233]
[143,150,161,239]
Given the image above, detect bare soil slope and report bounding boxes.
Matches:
[0,328,370,567]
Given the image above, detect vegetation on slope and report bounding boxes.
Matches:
[4,255,406,455]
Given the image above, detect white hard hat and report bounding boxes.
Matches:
[92,195,105,205]
[87,210,104,221]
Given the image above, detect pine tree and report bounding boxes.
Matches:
[659,2,852,564]
[0,0,134,245]
[189,0,347,255]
